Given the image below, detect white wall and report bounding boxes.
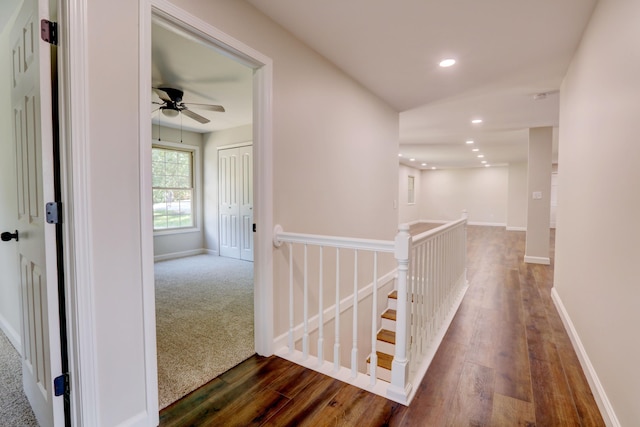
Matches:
[419,167,508,225]
[0,7,22,350]
[151,125,205,259]
[202,124,252,253]
[554,1,640,425]
[507,162,527,230]
[81,0,399,424]
[398,164,421,224]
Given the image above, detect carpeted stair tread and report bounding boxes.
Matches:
[377,329,395,344]
[367,351,394,370]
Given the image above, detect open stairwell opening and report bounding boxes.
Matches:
[273,212,469,405]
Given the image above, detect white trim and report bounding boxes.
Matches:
[153,248,207,262]
[0,314,21,354]
[59,0,100,424]
[506,226,527,231]
[204,248,220,256]
[151,140,202,234]
[468,221,507,227]
[139,0,160,424]
[216,141,253,151]
[524,255,551,265]
[551,288,620,427]
[140,3,274,423]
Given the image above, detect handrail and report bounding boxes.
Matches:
[411,217,467,243]
[273,224,395,253]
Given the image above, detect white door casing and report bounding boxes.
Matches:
[219,145,254,261]
[10,0,63,425]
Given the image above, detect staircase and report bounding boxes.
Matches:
[367,290,398,382]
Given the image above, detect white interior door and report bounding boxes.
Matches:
[10,0,63,425]
[239,145,253,261]
[219,148,240,258]
[219,145,253,260]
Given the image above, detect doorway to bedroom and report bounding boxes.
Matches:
[150,17,256,409]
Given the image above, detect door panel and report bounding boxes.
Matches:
[219,149,240,258]
[10,0,63,425]
[239,146,253,261]
[218,146,253,261]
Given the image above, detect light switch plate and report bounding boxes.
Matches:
[532,191,542,200]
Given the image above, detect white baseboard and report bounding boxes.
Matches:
[0,313,21,355]
[203,248,219,256]
[524,255,550,265]
[468,221,507,227]
[154,248,207,262]
[506,226,527,232]
[551,288,620,427]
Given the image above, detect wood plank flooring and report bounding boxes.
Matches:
[160,226,604,426]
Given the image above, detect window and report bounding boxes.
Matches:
[152,146,194,230]
[408,175,415,204]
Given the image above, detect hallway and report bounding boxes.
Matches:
[159,226,604,426]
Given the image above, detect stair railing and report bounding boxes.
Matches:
[272,212,468,405]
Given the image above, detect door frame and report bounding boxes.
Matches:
[139,0,274,417]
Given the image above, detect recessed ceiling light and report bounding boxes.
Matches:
[410,158,416,162]
[471,119,483,124]
[485,164,491,167]
[477,154,484,158]
[398,153,403,157]
[421,163,427,166]
[466,140,474,144]
[472,148,479,152]
[481,160,487,164]
[431,167,436,170]
[439,58,456,67]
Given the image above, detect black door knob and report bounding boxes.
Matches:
[1,230,19,242]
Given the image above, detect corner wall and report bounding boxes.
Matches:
[554,1,640,424]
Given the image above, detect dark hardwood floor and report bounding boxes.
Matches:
[160,226,604,426]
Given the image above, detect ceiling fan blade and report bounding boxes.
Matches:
[153,88,172,102]
[183,102,225,113]
[181,108,210,124]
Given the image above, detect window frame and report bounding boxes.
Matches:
[152,140,201,235]
[407,175,416,205]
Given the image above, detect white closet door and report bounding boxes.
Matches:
[219,145,253,260]
[219,148,240,258]
[239,146,253,261]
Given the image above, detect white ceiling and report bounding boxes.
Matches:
[246,0,598,169]
[151,20,254,134]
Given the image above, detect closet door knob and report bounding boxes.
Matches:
[1,230,19,242]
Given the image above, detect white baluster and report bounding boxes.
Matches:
[370,252,378,385]
[351,250,358,379]
[288,243,294,354]
[318,246,324,365]
[303,244,309,360]
[334,248,341,372]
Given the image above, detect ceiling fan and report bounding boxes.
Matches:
[153,86,225,124]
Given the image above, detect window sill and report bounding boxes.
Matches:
[153,226,200,237]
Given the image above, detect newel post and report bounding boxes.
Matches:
[388,224,412,403]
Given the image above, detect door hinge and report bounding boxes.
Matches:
[40,20,58,45]
[46,202,62,224]
[53,373,69,397]
[253,223,257,233]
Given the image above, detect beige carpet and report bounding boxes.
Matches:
[155,254,255,409]
[0,329,38,426]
